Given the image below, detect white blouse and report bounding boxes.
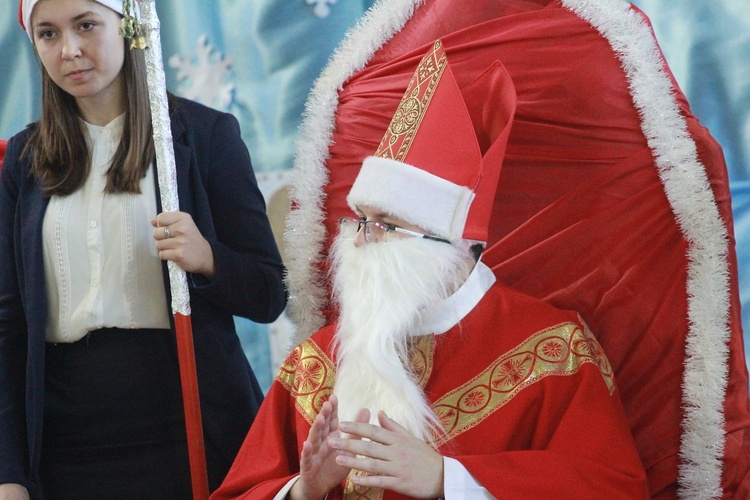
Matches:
[42,115,170,343]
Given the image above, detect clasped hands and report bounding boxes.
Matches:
[290,395,444,500]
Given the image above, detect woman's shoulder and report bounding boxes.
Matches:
[170,95,233,124]
[7,123,36,148]
[169,95,241,142]
[3,124,37,172]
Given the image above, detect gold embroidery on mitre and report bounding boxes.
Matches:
[431,322,615,446]
[276,338,336,425]
[374,40,448,162]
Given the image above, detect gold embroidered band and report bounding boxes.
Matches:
[374,40,448,162]
[276,338,336,425]
[431,322,615,446]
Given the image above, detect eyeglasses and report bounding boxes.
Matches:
[339,217,451,244]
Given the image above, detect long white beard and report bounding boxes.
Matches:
[330,229,473,444]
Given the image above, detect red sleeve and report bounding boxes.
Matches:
[453,363,649,499]
[212,331,339,499]
[210,380,305,499]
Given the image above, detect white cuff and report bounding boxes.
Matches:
[273,475,299,500]
[443,457,493,499]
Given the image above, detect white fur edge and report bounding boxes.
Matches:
[560,0,731,497]
[283,0,425,345]
[347,156,472,241]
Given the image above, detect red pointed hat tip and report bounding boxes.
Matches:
[18,0,25,30]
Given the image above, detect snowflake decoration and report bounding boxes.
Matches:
[306,0,337,18]
[168,35,234,110]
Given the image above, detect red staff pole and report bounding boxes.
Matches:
[130,1,209,497]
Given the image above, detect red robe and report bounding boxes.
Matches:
[213,281,648,499]
[284,1,750,496]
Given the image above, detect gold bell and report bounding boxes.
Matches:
[130,34,148,50]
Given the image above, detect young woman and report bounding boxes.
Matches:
[0,1,287,498]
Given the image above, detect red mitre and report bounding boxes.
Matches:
[346,40,516,243]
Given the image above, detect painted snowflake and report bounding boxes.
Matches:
[168,35,234,111]
[306,0,337,18]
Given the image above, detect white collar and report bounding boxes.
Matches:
[82,113,126,137]
[413,260,496,337]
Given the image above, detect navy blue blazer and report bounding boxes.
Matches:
[0,97,287,494]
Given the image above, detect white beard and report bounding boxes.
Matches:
[330,228,473,444]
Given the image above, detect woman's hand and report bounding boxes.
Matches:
[0,483,30,500]
[152,211,216,279]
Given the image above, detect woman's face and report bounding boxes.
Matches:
[31,0,126,117]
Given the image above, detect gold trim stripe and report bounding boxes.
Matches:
[408,334,435,387]
[276,338,337,425]
[374,40,447,162]
[344,470,385,500]
[431,322,615,446]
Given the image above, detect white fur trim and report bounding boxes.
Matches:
[283,0,425,345]
[347,157,473,241]
[561,0,730,497]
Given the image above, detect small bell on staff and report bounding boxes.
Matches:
[120,0,148,50]
[130,32,148,50]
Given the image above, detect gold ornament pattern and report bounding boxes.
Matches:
[374,40,447,162]
[407,334,435,387]
[343,470,385,500]
[276,339,336,425]
[431,322,615,447]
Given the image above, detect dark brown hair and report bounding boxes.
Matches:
[24,38,155,196]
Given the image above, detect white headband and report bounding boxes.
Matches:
[20,0,140,42]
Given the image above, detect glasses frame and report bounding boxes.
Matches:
[339,217,451,244]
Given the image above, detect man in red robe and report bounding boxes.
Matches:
[213,40,648,500]
[281,1,750,496]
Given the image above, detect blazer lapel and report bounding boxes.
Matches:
[20,178,49,331]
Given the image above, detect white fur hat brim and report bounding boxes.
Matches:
[347,156,474,241]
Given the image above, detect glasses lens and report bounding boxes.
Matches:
[366,221,389,243]
[339,217,360,238]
